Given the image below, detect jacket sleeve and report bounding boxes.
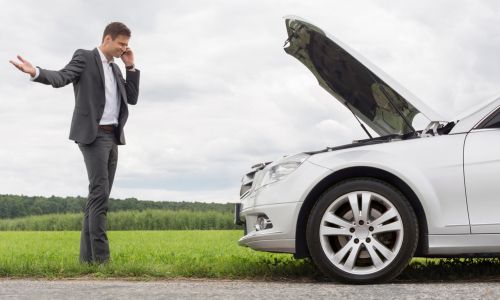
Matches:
[124,69,140,105]
[34,49,87,88]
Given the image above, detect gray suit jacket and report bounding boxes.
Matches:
[34,48,140,145]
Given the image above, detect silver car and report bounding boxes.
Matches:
[235,17,500,284]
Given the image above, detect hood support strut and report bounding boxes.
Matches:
[344,99,373,139]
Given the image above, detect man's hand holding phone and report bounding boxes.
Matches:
[121,47,135,70]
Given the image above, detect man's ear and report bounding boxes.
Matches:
[102,35,112,44]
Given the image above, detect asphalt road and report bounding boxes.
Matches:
[1,279,500,299]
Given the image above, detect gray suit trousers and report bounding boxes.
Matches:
[78,128,118,263]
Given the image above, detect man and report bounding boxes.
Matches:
[9,22,140,264]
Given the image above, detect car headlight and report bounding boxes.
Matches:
[258,153,310,188]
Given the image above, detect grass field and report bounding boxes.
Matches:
[0,230,316,279]
[0,210,237,231]
[1,230,500,281]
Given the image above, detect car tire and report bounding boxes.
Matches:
[306,178,418,284]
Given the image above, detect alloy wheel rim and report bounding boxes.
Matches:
[319,191,404,275]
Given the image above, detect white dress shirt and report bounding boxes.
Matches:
[97,47,120,125]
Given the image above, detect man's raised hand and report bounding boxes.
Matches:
[9,55,36,77]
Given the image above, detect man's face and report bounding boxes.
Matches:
[103,34,130,58]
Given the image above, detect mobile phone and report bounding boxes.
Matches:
[121,47,130,57]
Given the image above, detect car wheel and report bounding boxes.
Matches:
[306,178,418,284]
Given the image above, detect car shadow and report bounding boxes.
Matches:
[300,257,500,284]
[394,258,500,283]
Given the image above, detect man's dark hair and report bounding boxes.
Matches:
[102,22,131,42]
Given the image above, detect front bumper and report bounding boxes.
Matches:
[238,202,301,253]
[235,161,330,254]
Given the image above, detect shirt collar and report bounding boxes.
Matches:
[97,47,114,64]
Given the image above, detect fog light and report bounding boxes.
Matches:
[254,215,273,231]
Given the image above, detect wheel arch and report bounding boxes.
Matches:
[294,166,428,258]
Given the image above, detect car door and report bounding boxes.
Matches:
[463,106,500,233]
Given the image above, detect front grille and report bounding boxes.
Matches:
[240,171,255,197]
[239,161,271,198]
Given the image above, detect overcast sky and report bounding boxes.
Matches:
[2,0,500,203]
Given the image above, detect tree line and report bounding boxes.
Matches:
[0,194,235,219]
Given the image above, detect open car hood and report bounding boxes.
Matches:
[284,17,445,136]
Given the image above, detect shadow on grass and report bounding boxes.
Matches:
[150,256,500,283]
[395,258,500,283]
[285,258,500,283]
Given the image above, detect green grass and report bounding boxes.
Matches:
[1,230,500,281]
[0,210,238,231]
[0,230,316,279]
